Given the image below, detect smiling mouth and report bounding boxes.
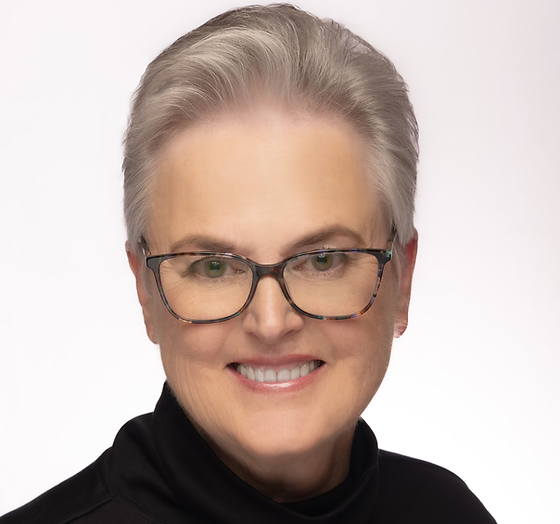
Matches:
[231,360,324,384]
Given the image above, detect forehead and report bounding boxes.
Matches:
[149,111,388,257]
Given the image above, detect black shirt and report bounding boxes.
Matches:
[1,384,496,523]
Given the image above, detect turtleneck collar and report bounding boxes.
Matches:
[105,383,380,523]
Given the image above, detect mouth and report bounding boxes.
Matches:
[230,360,324,384]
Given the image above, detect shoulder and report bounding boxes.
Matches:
[374,450,497,523]
[1,454,107,523]
[0,450,158,524]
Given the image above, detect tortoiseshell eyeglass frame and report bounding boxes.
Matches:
[140,234,394,324]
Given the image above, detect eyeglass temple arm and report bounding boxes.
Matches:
[387,228,397,252]
[140,237,151,257]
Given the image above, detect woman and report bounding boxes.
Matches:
[1,5,495,523]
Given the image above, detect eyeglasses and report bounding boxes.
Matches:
[141,236,393,324]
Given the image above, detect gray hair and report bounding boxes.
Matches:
[123,4,418,254]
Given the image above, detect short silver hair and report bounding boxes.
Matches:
[123,4,418,253]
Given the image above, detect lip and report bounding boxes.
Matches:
[228,356,325,393]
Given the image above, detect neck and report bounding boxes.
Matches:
[202,425,355,502]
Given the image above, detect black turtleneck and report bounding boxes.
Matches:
[1,384,496,523]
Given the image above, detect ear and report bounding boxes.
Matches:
[126,241,160,344]
[393,230,418,338]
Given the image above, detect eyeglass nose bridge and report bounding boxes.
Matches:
[253,261,284,279]
[242,260,300,315]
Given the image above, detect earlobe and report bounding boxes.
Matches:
[126,242,160,345]
[393,230,418,338]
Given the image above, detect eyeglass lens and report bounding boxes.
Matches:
[158,251,381,322]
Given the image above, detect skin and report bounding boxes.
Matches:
[127,109,417,502]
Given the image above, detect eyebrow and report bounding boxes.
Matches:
[287,227,367,251]
[168,226,367,255]
[169,235,238,253]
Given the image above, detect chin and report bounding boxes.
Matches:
[227,408,355,463]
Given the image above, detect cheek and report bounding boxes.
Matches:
[155,318,232,408]
[157,320,224,373]
[322,279,398,406]
[146,279,224,367]
[339,316,393,381]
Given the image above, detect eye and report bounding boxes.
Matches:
[204,259,226,278]
[310,253,334,271]
[290,251,347,276]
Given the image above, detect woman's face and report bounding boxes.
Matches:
[131,109,414,471]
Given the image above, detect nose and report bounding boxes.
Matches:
[241,275,304,344]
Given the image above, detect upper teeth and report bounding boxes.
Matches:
[236,360,321,383]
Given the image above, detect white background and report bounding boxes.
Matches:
[1,1,558,521]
